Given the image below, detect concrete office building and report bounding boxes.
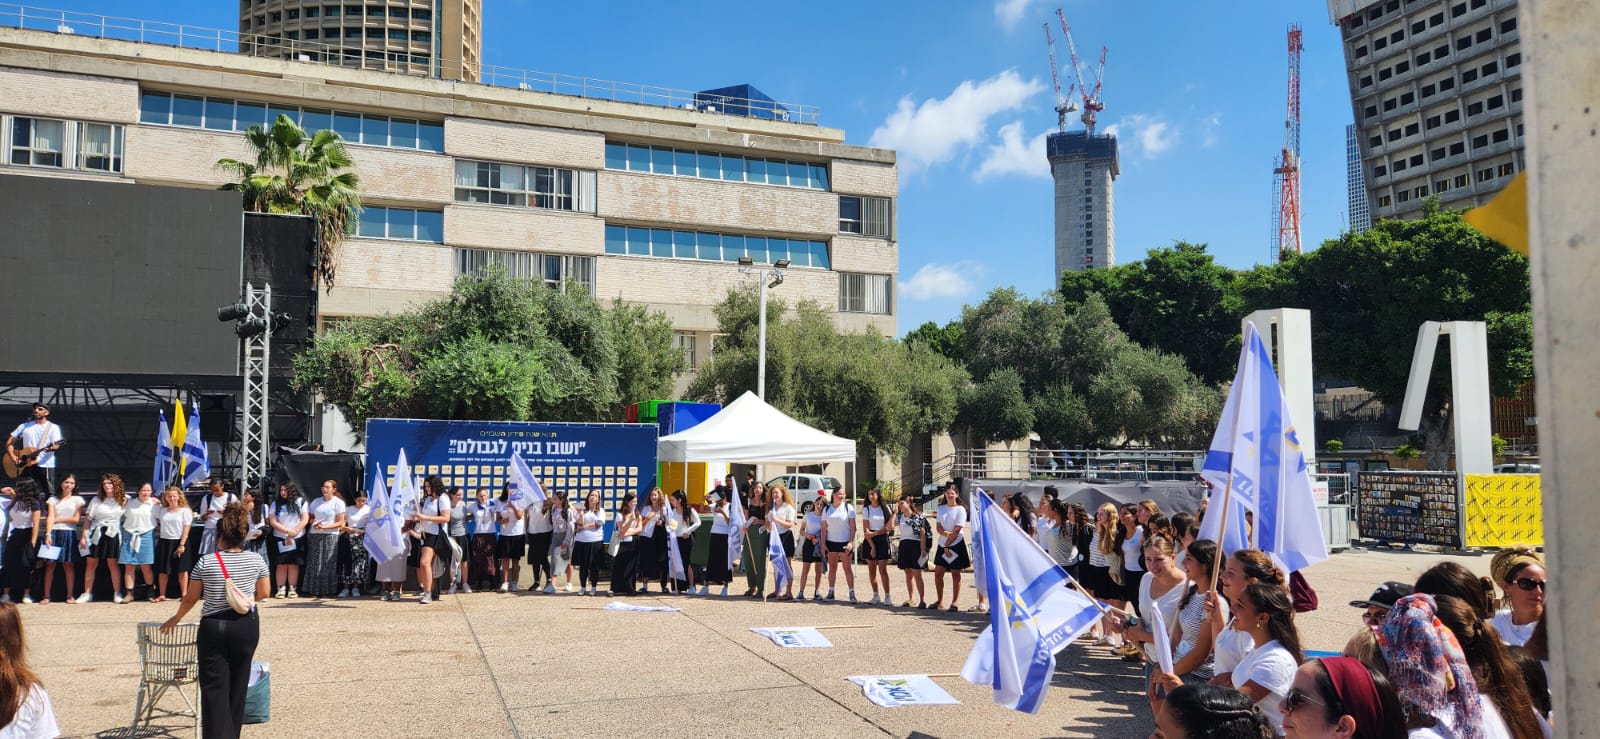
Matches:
[1346,123,1371,232]
[1048,131,1118,278]
[1329,0,1523,222]
[240,0,481,81]
[0,17,898,390]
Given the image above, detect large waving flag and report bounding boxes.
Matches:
[668,520,687,581]
[768,519,792,593]
[960,492,1102,714]
[970,486,989,592]
[152,410,177,492]
[508,451,547,511]
[363,467,406,563]
[170,400,188,482]
[391,448,418,518]
[1198,322,1328,572]
[181,400,210,488]
[727,478,746,572]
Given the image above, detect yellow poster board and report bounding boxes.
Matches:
[1463,473,1542,548]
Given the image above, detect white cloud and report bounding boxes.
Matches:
[869,70,1044,174]
[1104,113,1181,159]
[1201,112,1222,147]
[994,0,1038,29]
[900,263,982,301]
[976,120,1050,181]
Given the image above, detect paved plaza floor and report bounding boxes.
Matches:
[19,547,1486,738]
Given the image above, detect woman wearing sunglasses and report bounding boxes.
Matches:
[1278,656,1407,739]
[1488,547,1544,647]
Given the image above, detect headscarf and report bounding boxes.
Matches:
[1376,593,1482,738]
[1489,546,1543,605]
[1319,657,1387,739]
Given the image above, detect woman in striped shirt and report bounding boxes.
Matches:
[161,503,270,739]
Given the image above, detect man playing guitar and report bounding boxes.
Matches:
[7,402,63,494]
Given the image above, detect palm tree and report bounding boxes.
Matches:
[219,114,362,287]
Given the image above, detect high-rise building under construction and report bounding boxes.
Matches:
[1049,132,1118,277]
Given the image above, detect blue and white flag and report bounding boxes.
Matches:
[961,492,1102,714]
[768,518,792,593]
[152,410,177,493]
[727,477,746,571]
[1198,322,1328,572]
[390,448,418,518]
[969,486,989,592]
[667,520,686,581]
[363,469,406,564]
[180,400,210,488]
[507,451,547,511]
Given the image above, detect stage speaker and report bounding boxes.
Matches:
[199,394,234,441]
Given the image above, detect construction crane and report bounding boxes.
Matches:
[1057,8,1107,135]
[1043,23,1078,132]
[1271,24,1304,263]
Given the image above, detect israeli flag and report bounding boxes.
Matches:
[768,519,792,593]
[363,470,406,564]
[507,451,547,511]
[970,486,989,592]
[667,520,686,581]
[1198,322,1328,572]
[390,448,418,518]
[152,410,177,493]
[180,400,210,488]
[727,477,746,571]
[960,492,1102,714]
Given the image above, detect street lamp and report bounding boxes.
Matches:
[737,256,790,400]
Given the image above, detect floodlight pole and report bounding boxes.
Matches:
[240,283,271,488]
[738,261,787,400]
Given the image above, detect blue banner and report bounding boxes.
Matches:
[364,419,660,535]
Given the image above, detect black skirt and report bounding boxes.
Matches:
[779,530,796,558]
[639,527,667,580]
[800,537,823,563]
[896,539,925,571]
[89,532,121,560]
[611,540,639,594]
[706,533,731,583]
[271,536,305,566]
[1080,563,1113,595]
[863,533,892,562]
[495,534,527,560]
[155,537,186,575]
[935,540,971,571]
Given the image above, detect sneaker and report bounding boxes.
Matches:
[796,592,807,601]
[849,590,858,604]
[388,592,399,602]
[420,593,432,604]
[826,589,835,601]
[719,586,729,597]
[697,585,708,595]
[276,586,287,599]
[543,584,556,594]
[113,593,124,604]
[75,593,93,604]
[498,582,510,593]
[20,596,34,605]
[565,583,575,593]
[447,585,458,595]
[288,587,299,599]
[461,585,472,594]
[868,593,881,605]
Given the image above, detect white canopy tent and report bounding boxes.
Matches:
[657,391,857,465]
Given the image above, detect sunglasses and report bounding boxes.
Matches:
[1511,577,1547,592]
[1283,687,1326,714]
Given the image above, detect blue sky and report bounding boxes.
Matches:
[39,0,1357,335]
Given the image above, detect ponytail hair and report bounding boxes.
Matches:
[1239,583,1303,664]
[1432,595,1543,739]
[1414,562,1497,620]
[1229,549,1286,589]
[1161,684,1275,739]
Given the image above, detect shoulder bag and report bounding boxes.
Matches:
[216,552,256,614]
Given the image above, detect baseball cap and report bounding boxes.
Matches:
[1349,581,1414,610]
[31,402,48,412]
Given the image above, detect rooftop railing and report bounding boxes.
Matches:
[0,3,821,125]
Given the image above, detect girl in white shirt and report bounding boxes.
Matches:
[933,486,970,612]
[637,488,668,594]
[118,483,159,602]
[152,486,194,603]
[267,483,308,599]
[2,480,43,605]
[666,490,700,595]
[796,503,825,601]
[1112,534,1189,716]
[197,482,235,556]
[1228,583,1303,734]
[819,488,857,603]
[495,486,527,593]
[546,491,576,593]
[41,474,84,604]
[766,485,798,600]
[467,489,498,592]
[0,602,60,739]
[704,491,733,596]
[341,492,371,598]
[524,487,554,592]
[302,480,348,598]
[572,491,606,595]
[1489,547,1544,648]
[78,474,127,604]
[860,488,893,606]
[412,476,451,604]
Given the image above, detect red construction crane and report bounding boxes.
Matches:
[1271,24,1303,263]
[1056,8,1107,135]
[1044,23,1078,132]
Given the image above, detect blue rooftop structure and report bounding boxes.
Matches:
[694,84,793,121]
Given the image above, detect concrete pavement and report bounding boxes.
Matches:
[17,547,1491,738]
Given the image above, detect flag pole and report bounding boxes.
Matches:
[1208,373,1248,595]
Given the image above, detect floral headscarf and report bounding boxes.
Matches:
[1376,593,1483,737]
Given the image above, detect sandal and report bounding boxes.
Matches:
[778,594,794,601]
[918,601,928,609]
[966,604,986,613]
[901,601,911,608]
[949,604,959,612]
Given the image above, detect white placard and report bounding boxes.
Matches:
[846,675,961,707]
[1311,478,1331,506]
[1149,606,1175,676]
[750,627,833,648]
[602,601,680,612]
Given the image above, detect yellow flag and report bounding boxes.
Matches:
[1462,172,1528,256]
[171,399,188,478]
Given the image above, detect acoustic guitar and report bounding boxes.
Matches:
[4,440,64,479]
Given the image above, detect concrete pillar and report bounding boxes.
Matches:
[1521,1,1599,733]
[1244,308,1316,465]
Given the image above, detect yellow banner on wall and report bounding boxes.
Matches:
[1463,473,1542,548]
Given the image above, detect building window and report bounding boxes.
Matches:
[76,121,122,172]
[1462,69,1478,83]
[839,195,891,238]
[1487,94,1504,110]
[1417,52,1431,66]
[1369,135,1383,148]
[1431,147,1446,161]
[454,249,596,294]
[305,29,320,40]
[1379,194,1393,207]
[1481,60,1498,76]
[839,273,893,315]
[1387,129,1402,143]
[1468,101,1484,116]
[603,225,830,269]
[305,7,319,18]
[1492,129,1509,143]
[1396,60,1410,73]
[673,332,698,368]
[1456,36,1471,51]
[1405,123,1419,136]
[353,206,443,242]
[1434,44,1449,59]
[1445,109,1461,123]
[1384,98,1398,112]
[1497,162,1515,177]
[453,160,597,213]
[603,141,829,191]
[1475,28,1492,43]
[1355,45,1368,58]
[6,115,125,174]
[1426,115,1441,130]
[1500,17,1516,32]
[1477,168,1494,182]
[1472,134,1489,148]
[1435,179,1450,193]
[1397,190,1411,203]
[1374,164,1388,177]
[1422,84,1436,98]
[8,116,64,167]
[1394,159,1408,172]
[1455,173,1470,188]
[1360,75,1374,88]
[1374,37,1388,51]
[1400,92,1415,106]
[1379,68,1393,82]
[1452,3,1466,17]
[1410,154,1423,166]
[1430,12,1444,26]
[1506,52,1521,68]
[1411,20,1425,34]
[137,91,444,152]
[1414,186,1429,198]
[1364,105,1378,119]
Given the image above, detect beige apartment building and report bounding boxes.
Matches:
[0,22,899,384]
[240,0,482,82]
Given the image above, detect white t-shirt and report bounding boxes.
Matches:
[668,507,700,537]
[710,507,733,535]
[574,509,605,543]
[802,510,822,537]
[0,683,59,739]
[1490,608,1536,647]
[1138,572,1191,662]
[121,498,158,534]
[823,503,854,543]
[527,502,553,534]
[936,504,967,543]
[1122,527,1146,572]
[639,505,662,537]
[9,421,62,468]
[200,493,235,530]
[470,501,497,534]
[47,495,84,531]
[156,505,194,539]
[769,503,796,535]
[308,497,347,535]
[87,498,124,535]
[346,504,371,532]
[1231,639,1297,734]
[419,496,448,535]
[499,502,527,537]
[270,502,306,539]
[864,505,888,534]
[7,501,37,531]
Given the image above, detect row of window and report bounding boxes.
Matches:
[603,225,831,269]
[455,249,596,293]
[283,28,430,43]
[1370,87,1518,151]
[354,206,443,243]
[1372,125,1514,180]
[603,142,830,191]
[252,4,433,23]
[2,115,123,174]
[1359,35,1518,97]
[453,160,598,213]
[1363,60,1519,123]
[1348,0,1490,34]
[1375,160,1516,208]
[138,91,445,152]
